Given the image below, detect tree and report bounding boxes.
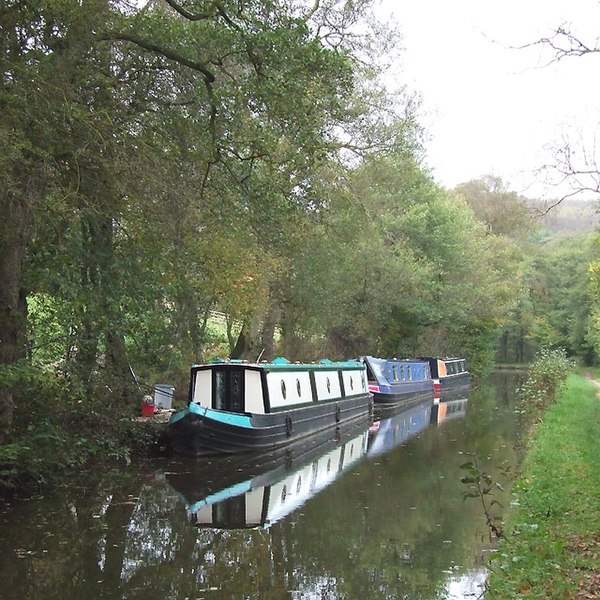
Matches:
[455,176,534,240]
[1,0,408,442]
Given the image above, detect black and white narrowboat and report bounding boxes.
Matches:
[166,418,370,528]
[164,357,373,456]
[360,356,434,411]
[419,356,471,399]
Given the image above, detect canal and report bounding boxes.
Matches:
[0,372,525,599]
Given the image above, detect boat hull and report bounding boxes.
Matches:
[437,372,471,399]
[371,382,434,407]
[165,393,372,456]
[372,387,434,420]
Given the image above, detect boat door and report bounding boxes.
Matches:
[213,367,245,412]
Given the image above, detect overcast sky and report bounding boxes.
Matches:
[376,0,600,199]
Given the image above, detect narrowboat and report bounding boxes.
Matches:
[419,356,470,398]
[166,417,371,528]
[367,397,434,456]
[360,356,434,410]
[163,357,373,456]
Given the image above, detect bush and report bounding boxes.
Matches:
[519,348,576,418]
[0,362,159,496]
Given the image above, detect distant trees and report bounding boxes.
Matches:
[455,176,533,240]
[454,174,600,366]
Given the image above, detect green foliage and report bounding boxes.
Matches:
[499,232,600,365]
[518,347,576,418]
[0,361,157,495]
[455,175,534,241]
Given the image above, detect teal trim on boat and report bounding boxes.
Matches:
[169,402,253,429]
[193,357,365,372]
[265,358,365,371]
[187,479,253,513]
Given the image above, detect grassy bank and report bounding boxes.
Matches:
[487,373,600,598]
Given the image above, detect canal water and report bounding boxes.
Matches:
[0,373,525,600]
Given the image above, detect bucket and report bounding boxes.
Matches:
[141,398,155,417]
[154,384,175,410]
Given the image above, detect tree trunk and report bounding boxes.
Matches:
[230,319,262,361]
[0,181,39,442]
[279,300,298,360]
[260,300,280,362]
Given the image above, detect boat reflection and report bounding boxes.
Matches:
[166,416,371,529]
[367,397,434,456]
[167,393,470,529]
[430,397,469,426]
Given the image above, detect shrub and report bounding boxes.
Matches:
[519,348,576,418]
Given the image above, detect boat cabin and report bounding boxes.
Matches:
[188,357,369,415]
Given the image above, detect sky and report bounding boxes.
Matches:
[376,0,600,200]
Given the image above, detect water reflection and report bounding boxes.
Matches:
[430,397,469,426]
[167,418,371,529]
[168,395,457,530]
[0,373,526,600]
[368,398,434,456]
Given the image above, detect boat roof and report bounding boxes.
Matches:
[192,357,366,370]
[360,355,429,365]
[418,356,466,362]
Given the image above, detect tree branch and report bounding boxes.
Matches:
[99,31,216,82]
[519,24,600,65]
[161,0,215,21]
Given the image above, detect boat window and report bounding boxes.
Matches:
[296,378,301,396]
[230,370,243,411]
[326,377,331,393]
[392,364,398,381]
[349,375,354,391]
[327,458,332,473]
[407,365,412,380]
[214,371,225,410]
[281,380,287,400]
[281,485,287,503]
[368,359,386,382]
[399,366,405,381]
[296,476,302,493]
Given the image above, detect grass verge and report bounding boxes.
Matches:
[486,373,600,598]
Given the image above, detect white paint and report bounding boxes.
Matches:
[266,371,314,409]
[244,370,265,414]
[313,370,342,400]
[192,369,212,407]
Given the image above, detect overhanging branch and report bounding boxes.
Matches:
[99,31,216,82]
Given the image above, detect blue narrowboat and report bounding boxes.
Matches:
[360,356,434,410]
[164,357,373,456]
